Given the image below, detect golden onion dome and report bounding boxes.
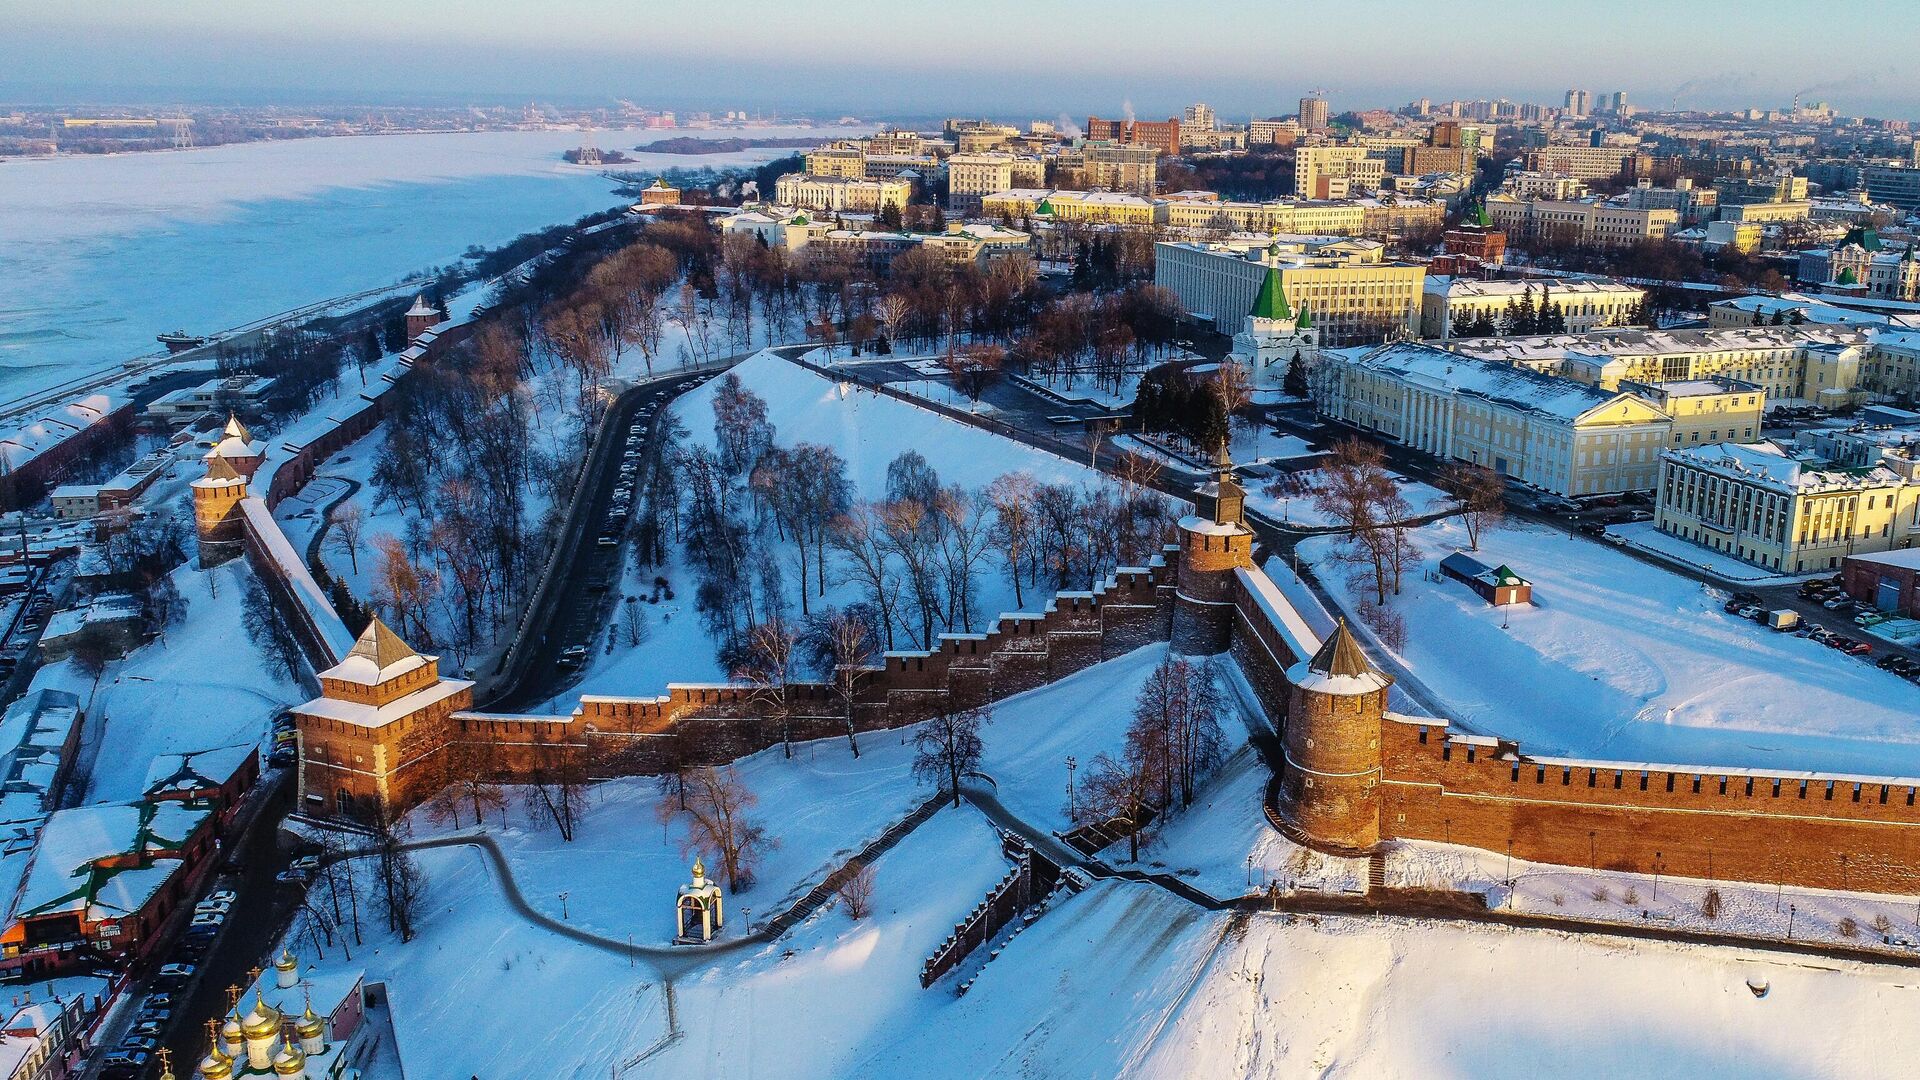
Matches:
[275,949,299,974]
[198,1048,235,1080]
[272,1037,306,1074]
[295,1004,325,1040]
[221,1010,243,1041]
[241,992,283,1040]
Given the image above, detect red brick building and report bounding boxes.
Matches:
[1085,116,1181,155]
[1843,549,1920,616]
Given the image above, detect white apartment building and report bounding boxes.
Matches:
[773,173,912,214]
[1155,238,1422,346]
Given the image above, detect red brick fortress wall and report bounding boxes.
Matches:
[1377,718,1920,893]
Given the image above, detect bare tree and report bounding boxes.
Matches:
[830,503,902,651]
[658,766,771,892]
[805,606,879,758]
[1439,461,1506,550]
[620,601,650,648]
[986,472,1039,608]
[370,805,427,943]
[912,704,989,808]
[732,617,802,758]
[835,863,876,920]
[1079,747,1156,863]
[327,504,368,575]
[943,343,1005,412]
[521,726,589,841]
[934,486,995,631]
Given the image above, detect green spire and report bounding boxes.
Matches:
[1838,267,1859,285]
[1034,197,1054,216]
[1295,303,1312,329]
[1469,199,1492,228]
[1249,266,1293,320]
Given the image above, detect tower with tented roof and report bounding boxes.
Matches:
[1276,618,1395,851]
[1170,442,1255,655]
[404,294,441,345]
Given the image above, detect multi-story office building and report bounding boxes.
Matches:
[1863,166,1920,212]
[1248,119,1301,146]
[1621,178,1718,224]
[1655,440,1920,573]
[1155,239,1422,346]
[1506,172,1591,200]
[1182,103,1216,139]
[772,173,912,214]
[1564,89,1592,117]
[1085,116,1180,155]
[1522,145,1651,181]
[1714,172,1811,206]
[1294,146,1384,198]
[1484,194,1679,246]
[1299,96,1330,131]
[1617,377,1766,448]
[804,143,866,178]
[1079,142,1159,195]
[1420,277,1645,339]
[946,153,1046,213]
[1314,341,1673,496]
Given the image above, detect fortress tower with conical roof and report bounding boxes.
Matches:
[1277,619,1395,851]
[191,454,249,568]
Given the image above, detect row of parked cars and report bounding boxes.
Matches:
[567,405,660,673]
[98,888,237,1077]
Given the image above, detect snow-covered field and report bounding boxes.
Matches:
[552,351,1171,704]
[0,127,837,402]
[1304,517,1920,776]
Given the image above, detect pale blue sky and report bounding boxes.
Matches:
[4,0,1915,119]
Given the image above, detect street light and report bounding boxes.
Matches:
[1066,756,1077,821]
[1651,851,1662,904]
[559,891,570,921]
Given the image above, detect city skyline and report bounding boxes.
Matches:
[4,0,1917,119]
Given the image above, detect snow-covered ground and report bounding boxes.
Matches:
[0,127,838,403]
[34,560,300,805]
[1252,468,1455,529]
[1303,516,1920,776]
[1606,519,1809,583]
[409,726,935,944]
[551,351,1172,704]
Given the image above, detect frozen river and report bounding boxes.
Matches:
[0,126,841,403]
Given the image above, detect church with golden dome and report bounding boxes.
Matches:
[190,948,368,1079]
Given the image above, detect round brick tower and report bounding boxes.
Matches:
[192,455,249,567]
[1278,619,1394,851]
[1171,446,1254,655]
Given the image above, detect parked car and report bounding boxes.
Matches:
[154,964,195,988]
[1823,597,1853,611]
[99,1053,150,1080]
[1735,605,1762,620]
[1843,640,1874,656]
[142,994,173,1013]
[126,1017,166,1039]
[189,912,223,932]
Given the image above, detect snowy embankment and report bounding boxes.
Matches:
[1303,516,1920,775]
[409,726,934,944]
[555,350,1165,704]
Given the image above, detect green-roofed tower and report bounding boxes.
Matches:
[1295,304,1312,329]
[1034,197,1054,216]
[1838,267,1859,285]
[1249,266,1293,320]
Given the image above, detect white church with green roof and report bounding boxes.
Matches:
[1231,265,1321,391]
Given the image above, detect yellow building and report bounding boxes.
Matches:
[1294,145,1384,199]
[947,153,1047,212]
[1315,342,1674,496]
[1655,441,1920,573]
[1618,378,1765,448]
[1155,239,1421,346]
[1485,194,1678,246]
[1447,326,1874,405]
[804,144,866,178]
[990,189,1167,226]
[1163,199,1368,235]
[772,173,912,214]
[1522,145,1650,181]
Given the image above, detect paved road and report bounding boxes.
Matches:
[483,365,730,711]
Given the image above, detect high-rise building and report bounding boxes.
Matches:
[1609,91,1629,115]
[1564,89,1591,116]
[1085,116,1181,155]
[1299,96,1330,131]
[1183,103,1216,132]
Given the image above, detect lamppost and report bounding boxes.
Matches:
[1588,830,1596,873]
[1651,851,1663,904]
[1788,903,1797,940]
[1065,756,1077,821]
[559,891,570,921]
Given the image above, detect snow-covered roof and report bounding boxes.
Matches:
[1342,342,1647,423]
[1429,276,1642,299]
[13,800,211,921]
[297,677,473,730]
[1663,440,1901,493]
[1449,324,1870,364]
[1845,548,1920,572]
[319,618,427,686]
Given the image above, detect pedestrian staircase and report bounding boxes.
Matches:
[760,794,945,938]
[1367,851,1388,892]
